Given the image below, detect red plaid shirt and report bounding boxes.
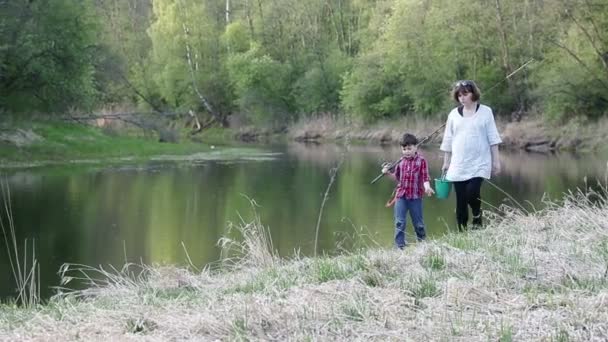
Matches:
[391,153,430,199]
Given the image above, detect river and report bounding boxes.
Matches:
[1,143,607,300]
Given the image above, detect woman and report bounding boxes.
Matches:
[440,80,502,231]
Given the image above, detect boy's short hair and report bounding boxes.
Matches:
[451,80,481,102]
[399,133,418,146]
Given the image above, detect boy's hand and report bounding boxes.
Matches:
[424,183,435,196]
[381,162,391,174]
[441,163,449,173]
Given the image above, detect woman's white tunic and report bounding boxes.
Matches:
[439,104,502,181]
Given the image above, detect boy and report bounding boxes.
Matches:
[382,133,435,249]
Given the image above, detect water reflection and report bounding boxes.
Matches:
[1,145,607,300]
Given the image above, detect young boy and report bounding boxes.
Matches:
[382,133,435,249]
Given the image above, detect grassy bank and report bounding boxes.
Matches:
[1,187,607,340]
[0,120,216,168]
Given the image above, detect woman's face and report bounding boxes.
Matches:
[458,91,474,105]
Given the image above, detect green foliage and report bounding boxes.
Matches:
[227,44,294,125]
[534,3,608,121]
[93,0,154,105]
[294,49,352,113]
[2,0,608,123]
[0,0,100,113]
[146,0,194,109]
[222,22,251,54]
[341,51,411,122]
[535,1,608,120]
[146,0,231,116]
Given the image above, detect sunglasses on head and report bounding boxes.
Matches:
[454,80,473,87]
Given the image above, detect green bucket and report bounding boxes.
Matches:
[434,175,451,199]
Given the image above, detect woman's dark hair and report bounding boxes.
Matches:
[399,133,418,146]
[451,80,481,102]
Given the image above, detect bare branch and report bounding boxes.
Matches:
[564,7,608,70]
[546,38,608,91]
[120,75,164,113]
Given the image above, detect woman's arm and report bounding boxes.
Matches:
[442,152,451,173]
[439,113,453,153]
[485,107,502,176]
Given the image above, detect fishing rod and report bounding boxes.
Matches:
[484,59,536,93]
[369,58,537,185]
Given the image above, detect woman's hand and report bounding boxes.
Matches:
[492,160,501,175]
[441,162,450,173]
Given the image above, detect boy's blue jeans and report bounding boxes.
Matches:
[394,197,426,248]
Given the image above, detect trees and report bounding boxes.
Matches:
[534,0,608,120]
[93,0,155,106]
[145,0,231,123]
[0,0,100,113]
[1,0,607,123]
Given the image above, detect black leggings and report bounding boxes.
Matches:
[453,177,484,230]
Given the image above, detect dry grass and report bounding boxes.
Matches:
[1,188,608,341]
[501,116,608,152]
[288,114,445,144]
[1,180,39,309]
[289,114,608,152]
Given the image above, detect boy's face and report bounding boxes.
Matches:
[401,144,417,158]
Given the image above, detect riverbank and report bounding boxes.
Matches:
[1,114,607,169]
[0,120,214,168]
[286,115,608,152]
[1,188,607,340]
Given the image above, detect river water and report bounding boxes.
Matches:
[1,143,607,300]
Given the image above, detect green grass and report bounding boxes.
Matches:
[498,322,514,342]
[225,267,300,295]
[0,121,212,165]
[444,232,481,251]
[340,294,374,322]
[420,249,446,271]
[406,275,441,300]
[553,328,570,342]
[560,276,608,293]
[314,258,355,283]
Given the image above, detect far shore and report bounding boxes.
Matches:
[1,114,607,170]
[283,115,608,153]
